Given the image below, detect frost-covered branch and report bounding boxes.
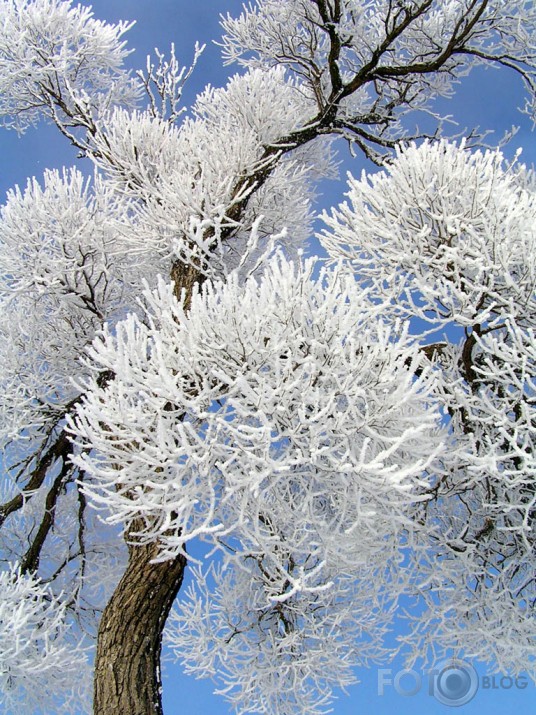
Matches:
[137,42,205,124]
[69,255,444,711]
[222,0,536,160]
[321,140,536,681]
[0,0,139,139]
[0,563,91,715]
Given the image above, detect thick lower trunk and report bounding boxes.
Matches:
[93,531,186,715]
[94,261,199,714]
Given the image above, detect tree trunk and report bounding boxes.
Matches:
[93,523,187,715]
[94,260,198,714]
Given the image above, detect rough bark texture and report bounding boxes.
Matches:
[94,524,187,715]
[170,260,204,309]
[94,262,198,715]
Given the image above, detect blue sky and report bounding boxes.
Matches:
[1,2,535,714]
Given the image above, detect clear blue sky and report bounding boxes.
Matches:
[1,2,534,714]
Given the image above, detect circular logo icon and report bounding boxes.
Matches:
[433,659,478,707]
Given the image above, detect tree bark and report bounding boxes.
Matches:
[94,260,198,715]
[170,259,204,309]
[93,523,186,715]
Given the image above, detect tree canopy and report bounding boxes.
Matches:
[0,2,535,714]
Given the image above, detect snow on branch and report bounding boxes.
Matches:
[221,0,536,158]
[0,562,91,715]
[321,140,536,331]
[71,254,443,562]
[0,0,139,135]
[321,138,536,683]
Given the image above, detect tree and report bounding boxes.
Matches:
[0,1,534,714]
